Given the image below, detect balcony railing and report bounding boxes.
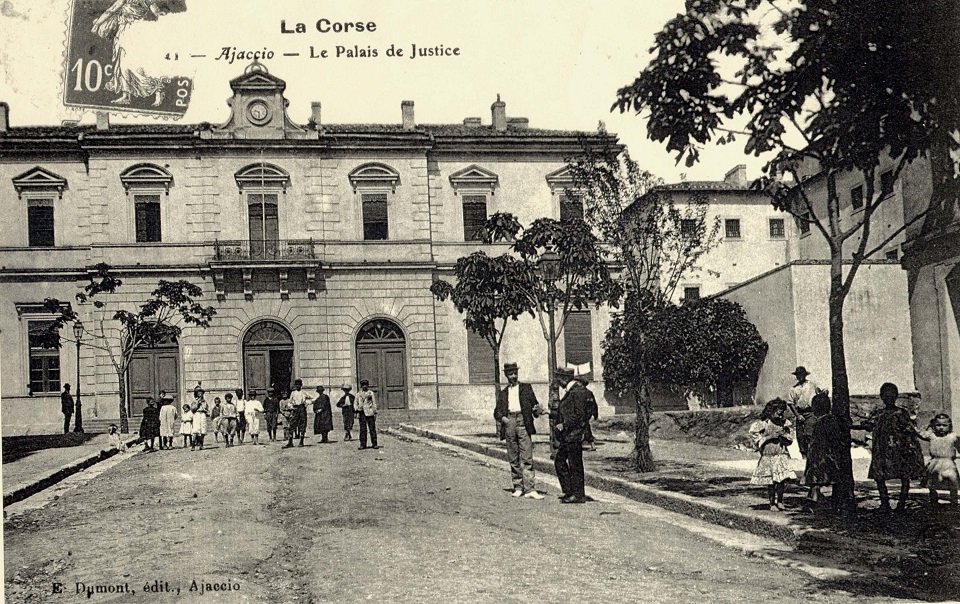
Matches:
[213,239,317,262]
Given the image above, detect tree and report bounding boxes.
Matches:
[614,0,960,504]
[648,298,768,408]
[566,140,719,471]
[483,214,621,409]
[430,252,535,409]
[44,263,216,433]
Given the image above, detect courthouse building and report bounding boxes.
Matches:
[0,63,617,433]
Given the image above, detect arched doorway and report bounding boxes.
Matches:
[129,335,179,417]
[356,319,407,409]
[243,320,294,396]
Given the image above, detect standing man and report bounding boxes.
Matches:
[555,366,594,504]
[234,389,247,445]
[263,387,280,441]
[336,384,356,441]
[283,379,311,448]
[787,366,820,457]
[61,384,74,434]
[356,379,379,450]
[494,362,545,499]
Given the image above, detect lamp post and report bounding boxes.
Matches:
[72,321,84,433]
[537,250,561,458]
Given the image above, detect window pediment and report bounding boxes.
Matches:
[449,165,498,195]
[545,167,575,194]
[12,167,68,199]
[120,163,173,194]
[235,163,290,193]
[348,163,401,193]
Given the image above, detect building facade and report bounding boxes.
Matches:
[0,63,617,434]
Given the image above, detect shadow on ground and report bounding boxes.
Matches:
[2,434,99,464]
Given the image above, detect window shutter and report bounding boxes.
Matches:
[462,195,487,241]
[362,193,389,240]
[27,204,55,247]
[563,311,593,379]
[467,329,496,384]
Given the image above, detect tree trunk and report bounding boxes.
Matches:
[716,379,735,407]
[493,345,503,438]
[633,380,656,472]
[828,253,856,511]
[117,371,129,434]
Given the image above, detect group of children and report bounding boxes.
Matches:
[134,380,378,452]
[749,382,960,512]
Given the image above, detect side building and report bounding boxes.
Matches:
[0,63,618,434]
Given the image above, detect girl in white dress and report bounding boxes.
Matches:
[245,389,264,445]
[179,404,193,449]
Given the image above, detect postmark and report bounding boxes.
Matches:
[62,0,193,117]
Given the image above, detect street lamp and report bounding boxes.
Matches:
[537,250,561,459]
[72,321,84,433]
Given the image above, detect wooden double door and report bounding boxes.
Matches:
[129,347,180,417]
[243,348,294,396]
[357,344,407,410]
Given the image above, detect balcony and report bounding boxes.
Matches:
[212,239,318,263]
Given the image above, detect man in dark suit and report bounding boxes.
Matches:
[61,384,74,434]
[494,362,545,499]
[554,366,595,504]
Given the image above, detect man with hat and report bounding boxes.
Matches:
[494,362,545,499]
[262,387,281,441]
[356,379,378,450]
[336,383,357,441]
[554,366,595,503]
[283,378,312,448]
[788,366,820,457]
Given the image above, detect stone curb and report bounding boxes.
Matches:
[3,436,142,508]
[397,423,800,544]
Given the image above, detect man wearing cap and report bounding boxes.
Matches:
[788,366,820,457]
[555,366,594,503]
[356,380,378,450]
[336,383,356,441]
[263,387,281,441]
[283,379,312,448]
[494,362,545,499]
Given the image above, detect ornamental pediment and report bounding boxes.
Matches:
[348,163,401,193]
[11,166,67,198]
[449,165,499,194]
[119,163,173,193]
[545,166,575,192]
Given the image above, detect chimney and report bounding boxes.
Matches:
[491,94,506,131]
[463,117,482,128]
[310,102,322,126]
[0,102,8,133]
[724,164,747,186]
[96,111,110,130]
[401,100,415,130]
[507,117,528,130]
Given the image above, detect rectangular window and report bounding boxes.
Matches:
[885,249,899,261]
[880,170,895,198]
[466,329,496,384]
[850,185,864,210]
[563,310,593,380]
[768,218,785,238]
[134,194,162,242]
[683,286,701,303]
[724,218,742,239]
[28,320,60,394]
[798,212,811,235]
[559,194,584,221]
[680,219,697,237]
[362,193,389,241]
[27,199,55,247]
[462,194,488,242]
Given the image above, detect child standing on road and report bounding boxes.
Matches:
[179,404,193,449]
[802,391,845,510]
[918,413,960,507]
[867,382,925,513]
[107,424,126,453]
[750,398,797,511]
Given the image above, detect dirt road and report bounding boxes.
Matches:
[4,432,914,603]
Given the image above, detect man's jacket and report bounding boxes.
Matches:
[494,383,540,439]
[557,382,596,444]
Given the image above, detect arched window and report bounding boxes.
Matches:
[348,163,400,241]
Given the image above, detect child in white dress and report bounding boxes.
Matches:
[180,404,193,449]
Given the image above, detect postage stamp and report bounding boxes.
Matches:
[62,0,193,116]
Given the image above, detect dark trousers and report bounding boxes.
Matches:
[265,412,278,438]
[555,440,585,498]
[63,413,72,434]
[359,412,377,448]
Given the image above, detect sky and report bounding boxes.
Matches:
[0,0,766,183]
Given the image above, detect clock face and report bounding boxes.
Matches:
[247,101,270,125]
